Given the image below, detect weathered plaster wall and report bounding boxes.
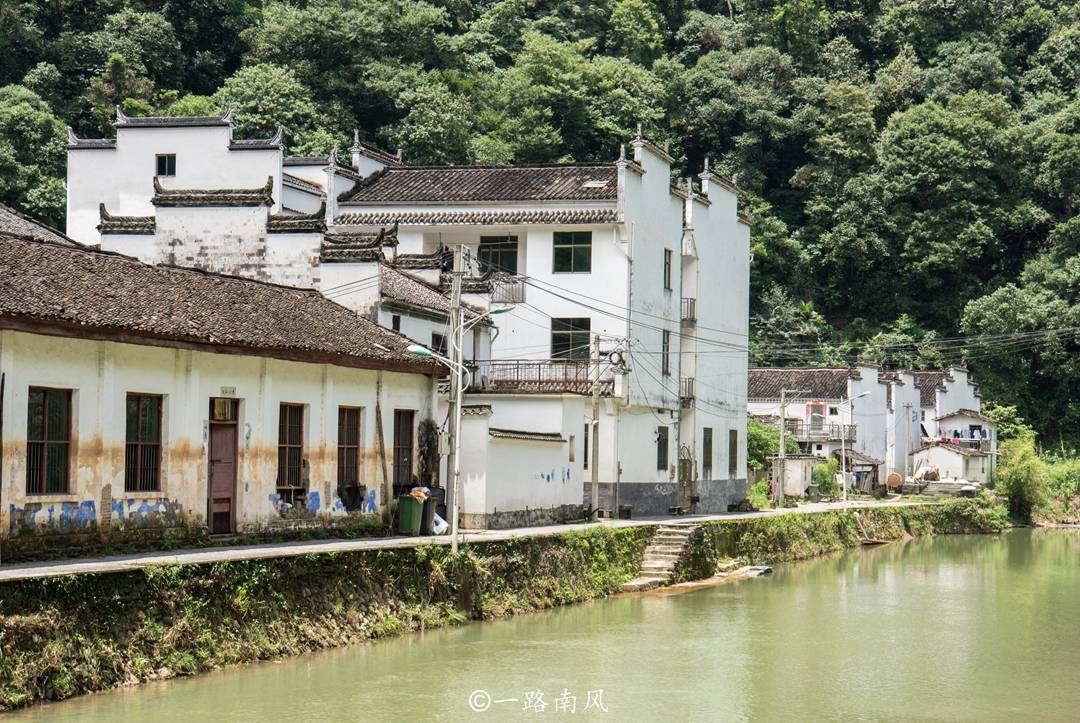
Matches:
[0,330,434,556]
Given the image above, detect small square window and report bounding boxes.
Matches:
[828,406,838,415]
[156,154,176,177]
[553,231,592,273]
[431,332,448,357]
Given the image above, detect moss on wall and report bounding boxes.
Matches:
[673,496,1008,581]
[0,525,652,711]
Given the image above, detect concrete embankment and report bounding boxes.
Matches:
[0,498,1005,711]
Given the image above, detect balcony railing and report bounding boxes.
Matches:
[491,276,526,304]
[471,359,614,394]
[681,297,697,325]
[781,419,856,443]
[680,377,695,409]
[925,437,993,453]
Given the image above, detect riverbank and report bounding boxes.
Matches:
[0,497,1006,711]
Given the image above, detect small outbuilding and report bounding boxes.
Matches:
[912,441,991,486]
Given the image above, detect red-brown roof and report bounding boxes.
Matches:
[748,368,854,400]
[910,371,949,407]
[0,202,80,246]
[0,234,437,374]
[341,164,618,204]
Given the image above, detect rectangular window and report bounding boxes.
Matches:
[155,154,176,177]
[661,330,672,376]
[656,426,669,471]
[663,249,673,291]
[478,235,518,275]
[551,317,590,359]
[26,387,72,494]
[728,429,739,478]
[553,231,592,273]
[337,407,362,488]
[703,427,713,479]
[583,421,589,470]
[125,394,162,492]
[431,332,448,357]
[277,404,304,497]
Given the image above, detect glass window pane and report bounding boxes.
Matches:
[553,247,572,272]
[573,247,591,272]
[46,391,69,442]
[27,390,44,440]
[126,396,138,442]
[141,396,161,443]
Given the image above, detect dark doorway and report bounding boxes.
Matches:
[208,398,239,534]
[393,410,415,492]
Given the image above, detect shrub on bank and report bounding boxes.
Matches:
[997,438,1048,521]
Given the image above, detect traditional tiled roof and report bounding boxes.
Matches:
[282,172,323,194]
[438,272,497,294]
[267,204,326,233]
[335,208,619,226]
[935,408,993,423]
[910,370,949,407]
[489,428,566,442]
[228,128,284,151]
[392,249,451,270]
[747,368,854,400]
[350,132,404,168]
[321,226,399,262]
[913,441,988,458]
[480,379,614,396]
[832,448,883,466]
[0,234,436,374]
[341,164,618,204]
[461,404,492,416]
[380,264,486,322]
[114,105,233,128]
[66,128,116,150]
[0,202,79,246]
[152,176,274,207]
[284,156,329,166]
[98,204,155,235]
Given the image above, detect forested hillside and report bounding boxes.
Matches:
[1,0,1077,442]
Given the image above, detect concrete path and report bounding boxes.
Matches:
[0,499,924,583]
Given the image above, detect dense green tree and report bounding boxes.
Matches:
[213,64,320,146]
[0,85,67,226]
[607,0,665,65]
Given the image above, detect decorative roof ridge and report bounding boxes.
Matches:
[229,127,284,150]
[282,172,324,194]
[488,428,567,442]
[97,203,155,235]
[267,203,327,233]
[66,127,116,149]
[115,104,234,128]
[697,157,739,194]
[631,123,675,164]
[350,130,404,167]
[152,176,275,207]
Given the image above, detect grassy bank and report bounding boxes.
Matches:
[674,497,1008,581]
[0,526,651,711]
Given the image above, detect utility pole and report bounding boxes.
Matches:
[447,245,464,553]
[903,402,912,480]
[590,334,601,520]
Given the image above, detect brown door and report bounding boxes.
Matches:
[208,420,238,534]
[393,410,415,492]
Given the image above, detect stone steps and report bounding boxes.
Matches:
[618,523,700,592]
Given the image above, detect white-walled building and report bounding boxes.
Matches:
[0,233,438,557]
[750,366,997,486]
[67,112,752,521]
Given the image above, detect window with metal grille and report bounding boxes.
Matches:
[663,248,673,290]
[277,404,304,499]
[478,235,518,274]
[728,429,739,478]
[156,154,176,176]
[657,426,669,471]
[431,332,448,357]
[26,387,71,494]
[338,407,361,488]
[552,231,591,273]
[661,330,672,376]
[125,394,162,492]
[703,427,713,479]
[551,317,590,359]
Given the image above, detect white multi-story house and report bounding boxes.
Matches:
[66,110,752,522]
[749,366,996,488]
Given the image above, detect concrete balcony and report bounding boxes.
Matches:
[782,420,856,443]
[681,297,697,325]
[471,359,614,395]
[491,275,526,304]
[680,377,695,409]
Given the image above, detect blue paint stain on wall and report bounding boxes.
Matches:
[332,493,347,513]
[112,500,125,523]
[306,491,321,517]
[364,489,377,513]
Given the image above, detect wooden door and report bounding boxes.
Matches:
[208,422,237,534]
[393,410,415,491]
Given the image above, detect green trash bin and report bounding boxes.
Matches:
[397,495,423,536]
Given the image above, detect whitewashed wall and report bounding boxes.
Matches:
[0,329,435,540]
[68,125,282,245]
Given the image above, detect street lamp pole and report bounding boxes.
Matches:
[840,391,871,508]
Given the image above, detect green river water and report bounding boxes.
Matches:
[11,528,1080,722]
